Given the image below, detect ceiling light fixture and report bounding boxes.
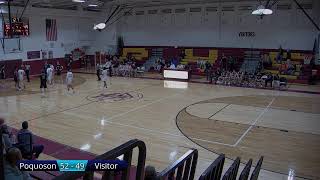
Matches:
[0,1,6,4]
[72,0,85,3]
[88,4,98,7]
[252,5,273,15]
[93,22,106,31]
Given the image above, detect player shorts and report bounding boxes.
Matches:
[40,80,47,88]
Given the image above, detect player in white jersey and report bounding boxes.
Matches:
[46,66,53,85]
[17,66,25,90]
[50,64,55,84]
[101,67,108,88]
[66,70,74,92]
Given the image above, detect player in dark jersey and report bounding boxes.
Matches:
[56,62,63,76]
[56,62,63,83]
[40,70,47,95]
[0,64,5,79]
[13,67,19,90]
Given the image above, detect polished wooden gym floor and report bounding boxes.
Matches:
[1,73,319,179]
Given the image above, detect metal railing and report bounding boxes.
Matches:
[53,139,146,180]
[222,157,240,180]
[250,157,264,180]
[238,159,252,180]
[0,130,4,180]
[199,154,225,180]
[158,149,198,180]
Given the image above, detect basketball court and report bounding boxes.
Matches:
[1,0,320,179]
[0,73,319,179]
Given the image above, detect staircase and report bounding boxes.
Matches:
[143,48,163,71]
[241,51,261,74]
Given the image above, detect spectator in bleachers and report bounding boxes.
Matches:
[4,147,32,180]
[279,61,288,75]
[287,50,291,60]
[264,73,274,88]
[1,124,16,152]
[155,60,162,72]
[212,68,222,84]
[205,61,212,81]
[176,64,184,70]
[144,165,159,180]
[310,59,317,85]
[17,121,44,158]
[221,54,227,71]
[227,56,233,71]
[262,54,272,69]
[276,47,284,63]
[280,76,288,89]
[286,59,294,75]
[273,74,280,89]
[169,63,176,69]
[180,50,186,59]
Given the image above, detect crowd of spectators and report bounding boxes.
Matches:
[95,48,317,86]
[1,118,44,180]
[96,55,142,79]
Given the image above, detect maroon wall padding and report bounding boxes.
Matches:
[0,58,82,78]
[24,58,68,75]
[163,48,183,61]
[193,48,209,57]
[1,59,22,78]
[124,46,313,61]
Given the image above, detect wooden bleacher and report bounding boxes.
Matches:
[181,49,218,64]
[265,51,312,84]
[121,48,149,61]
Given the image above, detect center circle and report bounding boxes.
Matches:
[86,91,143,103]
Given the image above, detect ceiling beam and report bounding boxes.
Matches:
[292,0,320,31]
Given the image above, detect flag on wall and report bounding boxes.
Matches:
[46,19,57,41]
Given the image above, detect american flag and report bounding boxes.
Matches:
[46,19,57,41]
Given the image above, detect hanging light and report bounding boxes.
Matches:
[93,22,106,31]
[88,4,98,7]
[252,5,273,15]
[72,0,85,3]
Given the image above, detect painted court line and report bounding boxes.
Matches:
[103,93,180,121]
[208,104,230,119]
[105,120,235,147]
[233,97,276,147]
[98,93,236,147]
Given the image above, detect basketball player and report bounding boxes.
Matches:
[25,64,31,82]
[101,67,108,88]
[50,64,55,84]
[0,64,5,79]
[56,62,63,76]
[13,67,19,90]
[18,66,25,90]
[46,65,53,85]
[96,64,101,81]
[56,62,63,83]
[66,70,74,93]
[40,70,47,95]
